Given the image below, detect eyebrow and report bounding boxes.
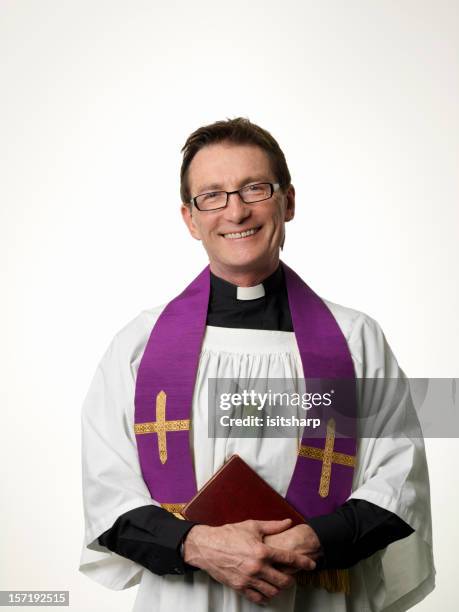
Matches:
[195,175,273,195]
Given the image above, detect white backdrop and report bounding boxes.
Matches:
[1,1,458,610]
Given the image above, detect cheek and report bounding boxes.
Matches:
[268,212,284,232]
[196,220,217,239]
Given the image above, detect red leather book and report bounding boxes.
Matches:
[182,455,353,595]
[182,454,306,527]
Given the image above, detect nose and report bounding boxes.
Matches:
[223,191,251,223]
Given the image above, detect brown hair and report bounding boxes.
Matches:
[180,116,292,206]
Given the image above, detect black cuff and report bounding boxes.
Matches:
[307,499,415,570]
[98,504,199,576]
[307,510,355,569]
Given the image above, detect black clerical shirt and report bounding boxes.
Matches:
[98,265,414,576]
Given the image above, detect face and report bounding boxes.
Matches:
[181,142,295,281]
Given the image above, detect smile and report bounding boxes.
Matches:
[221,227,261,240]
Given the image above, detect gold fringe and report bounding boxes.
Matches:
[161,502,186,519]
[296,568,350,595]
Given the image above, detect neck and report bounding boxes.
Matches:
[209,258,280,287]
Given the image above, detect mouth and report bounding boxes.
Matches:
[220,226,262,240]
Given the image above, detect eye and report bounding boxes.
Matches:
[202,192,220,200]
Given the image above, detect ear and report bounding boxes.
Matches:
[181,203,202,241]
[284,184,295,222]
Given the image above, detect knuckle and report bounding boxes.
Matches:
[246,590,263,604]
[252,542,268,560]
[232,579,245,592]
[250,578,277,599]
[246,559,262,575]
[276,551,289,565]
[285,551,295,564]
[281,575,295,589]
[266,585,280,598]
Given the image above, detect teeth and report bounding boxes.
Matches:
[223,227,259,239]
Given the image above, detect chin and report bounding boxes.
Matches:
[219,251,269,272]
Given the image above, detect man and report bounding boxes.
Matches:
[79,117,435,611]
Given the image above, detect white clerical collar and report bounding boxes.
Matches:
[236,284,266,300]
[209,265,284,301]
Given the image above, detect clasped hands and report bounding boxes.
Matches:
[183,518,321,606]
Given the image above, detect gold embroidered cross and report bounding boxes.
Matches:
[298,418,355,498]
[134,390,190,464]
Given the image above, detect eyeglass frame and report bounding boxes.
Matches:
[189,182,281,212]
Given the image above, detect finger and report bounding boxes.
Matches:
[308,551,322,561]
[243,588,268,606]
[273,564,299,575]
[248,576,281,599]
[258,565,296,590]
[256,518,292,536]
[267,547,316,571]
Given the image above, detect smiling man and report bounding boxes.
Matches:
[79,117,435,612]
[180,141,294,286]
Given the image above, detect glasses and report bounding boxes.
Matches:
[190,182,280,211]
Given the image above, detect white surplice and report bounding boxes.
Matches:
[79,299,435,612]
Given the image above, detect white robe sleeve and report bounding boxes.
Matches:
[79,314,160,590]
[344,313,435,612]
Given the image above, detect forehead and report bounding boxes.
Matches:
[188,142,274,195]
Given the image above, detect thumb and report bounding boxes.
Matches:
[256,518,292,535]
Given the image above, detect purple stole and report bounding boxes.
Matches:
[134,261,357,593]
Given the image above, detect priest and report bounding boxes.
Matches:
[79,117,435,611]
